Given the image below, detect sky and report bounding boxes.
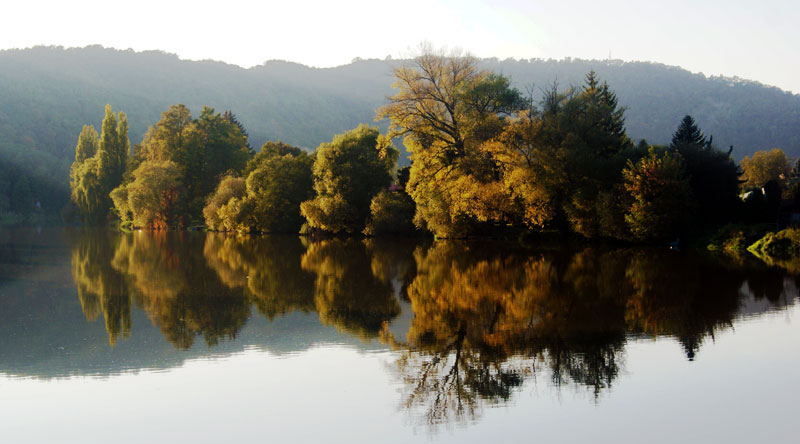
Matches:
[1,0,798,94]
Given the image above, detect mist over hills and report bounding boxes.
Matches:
[1,45,799,214]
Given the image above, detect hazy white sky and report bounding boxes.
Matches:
[1,0,797,93]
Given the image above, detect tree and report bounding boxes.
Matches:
[363,190,417,235]
[97,105,127,191]
[300,125,397,233]
[202,176,246,231]
[670,116,741,228]
[120,104,252,224]
[74,125,99,163]
[245,150,314,233]
[110,160,183,229]
[671,115,706,147]
[740,148,791,189]
[204,141,314,233]
[184,107,251,214]
[377,46,523,237]
[484,75,632,238]
[69,106,129,223]
[623,149,694,241]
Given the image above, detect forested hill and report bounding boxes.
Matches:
[1,45,799,215]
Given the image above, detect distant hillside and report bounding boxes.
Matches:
[1,45,799,215]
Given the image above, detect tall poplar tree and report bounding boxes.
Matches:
[70,105,129,223]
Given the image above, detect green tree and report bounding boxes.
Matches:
[300,125,397,233]
[204,141,314,233]
[202,176,246,231]
[74,125,99,163]
[671,115,707,147]
[245,150,314,233]
[623,149,694,241]
[183,107,251,215]
[70,106,129,223]
[120,104,252,224]
[245,141,305,174]
[363,190,417,235]
[111,160,183,229]
[485,75,632,238]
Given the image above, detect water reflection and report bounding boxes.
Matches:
[69,230,131,346]
[56,230,800,427]
[382,242,797,426]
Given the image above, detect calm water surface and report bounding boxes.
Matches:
[0,228,797,443]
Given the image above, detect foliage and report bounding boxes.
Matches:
[244,141,305,174]
[671,115,706,147]
[747,228,800,259]
[363,190,417,235]
[300,125,397,233]
[203,142,313,233]
[132,104,251,218]
[112,104,251,226]
[706,223,774,254]
[110,160,182,229]
[69,105,128,223]
[377,47,523,238]
[739,148,791,189]
[202,176,246,231]
[622,149,694,241]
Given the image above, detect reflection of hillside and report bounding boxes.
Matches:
[68,229,131,346]
[108,232,250,349]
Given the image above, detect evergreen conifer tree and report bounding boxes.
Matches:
[671,115,706,147]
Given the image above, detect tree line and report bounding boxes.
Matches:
[68,49,795,243]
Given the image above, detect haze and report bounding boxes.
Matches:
[1,0,797,94]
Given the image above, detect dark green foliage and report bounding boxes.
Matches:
[245,150,314,233]
[535,76,633,237]
[301,125,397,234]
[671,115,707,147]
[119,104,251,224]
[184,106,252,215]
[706,223,773,253]
[203,142,314,233]
[245,141,305,174]
[364,190,417,235]
[580,71,630,158]
[623,149,694,242]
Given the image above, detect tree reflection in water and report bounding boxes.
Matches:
[118,231,251,348]
[382,242,797,428]
[67,231,798,428]
[68,229,131,347]
[203,234,412,339]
